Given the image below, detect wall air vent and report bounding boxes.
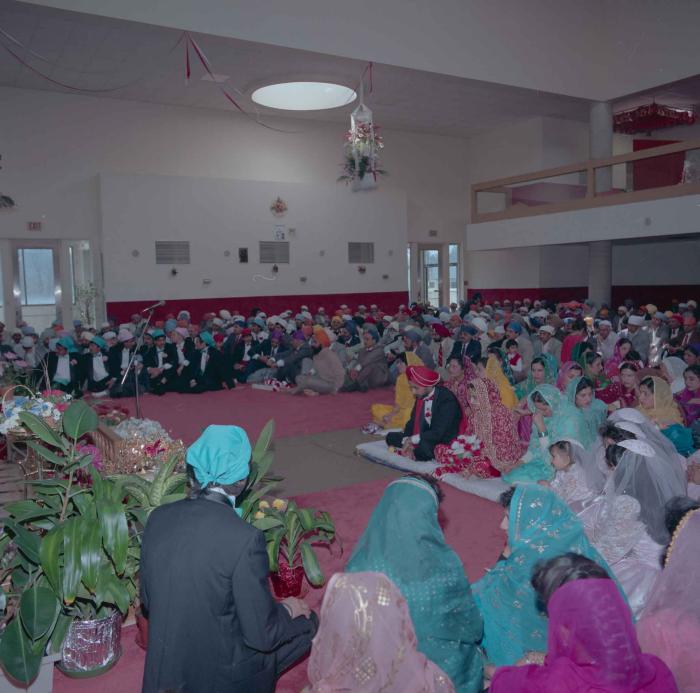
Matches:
[155,241,190,264]
[259,241,290,263]
[348,242,374,263]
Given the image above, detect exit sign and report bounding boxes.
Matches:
[27,221,42,231]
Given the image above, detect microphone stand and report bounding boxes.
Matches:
[120,307,156,420]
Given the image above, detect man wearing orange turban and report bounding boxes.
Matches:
[386,365,462,460]
[289,328,345,396]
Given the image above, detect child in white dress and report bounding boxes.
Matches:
[546,439,603,513]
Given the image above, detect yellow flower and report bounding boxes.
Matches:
[258,500,270,509]
[272,499,288,512]
[253,511,265,520]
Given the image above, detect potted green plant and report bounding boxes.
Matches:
[253,500,336,598]
[234,420,336,597]
[0,400,135,687]
[116,455,188,649]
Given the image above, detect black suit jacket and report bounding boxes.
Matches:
[449,338,482,364]
[230,340,261,365]
[107,344,137,379]
[182,347,232,388]
[79,351,112,388]
[143,344,178,375]
[141,494,316,693]
[386,385,462,460]
[44,352,80,391]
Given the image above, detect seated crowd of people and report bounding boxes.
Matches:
[137,293,699,692]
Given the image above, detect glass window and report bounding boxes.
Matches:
[448,244,459,305]
[18,248,55,305]
[425,249,439,265]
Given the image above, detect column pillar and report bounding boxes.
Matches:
[408,242,419,304]
[589,101,613,193]
[588,103,613,306]
[588,240,612,307]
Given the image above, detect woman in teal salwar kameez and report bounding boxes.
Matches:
[503,384,586,483]
[346,476,484,693]
[565,375,608,447]
[472,485,620,667]
[514,353,558,401]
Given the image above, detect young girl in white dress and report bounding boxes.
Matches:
[546,439,604,513]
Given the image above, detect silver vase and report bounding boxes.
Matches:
[60,610,122,675]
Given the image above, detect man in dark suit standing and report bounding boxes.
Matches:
[386,365,462,460]
[141,425,317,693]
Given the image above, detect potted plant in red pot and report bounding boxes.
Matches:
[253,500,336,598]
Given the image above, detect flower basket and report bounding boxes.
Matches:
[270,561,305,599]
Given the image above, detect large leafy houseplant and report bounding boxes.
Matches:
[253,501,336,589]
[236,420,337,589]
[0,400,135,685]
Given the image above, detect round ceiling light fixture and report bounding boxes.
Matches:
[251,82,356,111]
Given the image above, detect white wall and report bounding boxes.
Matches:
[467,238,700,290]
[0,85,473,313]
[0,86,470,247]
[28,0,700,101]
[612,238,700,286]
[100,172,407,300]
[466,193,700,251]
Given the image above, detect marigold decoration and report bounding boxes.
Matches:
[338,83,386,190]
[613,102,696,134]
[270,197,288,216]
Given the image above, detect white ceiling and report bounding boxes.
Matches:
[0,0,596,137]
[18,0,700,102]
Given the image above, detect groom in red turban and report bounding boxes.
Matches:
[385,365,462,461]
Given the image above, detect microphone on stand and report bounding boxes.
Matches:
[141,300,165,313]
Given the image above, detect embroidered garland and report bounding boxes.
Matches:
[664,507,700,567]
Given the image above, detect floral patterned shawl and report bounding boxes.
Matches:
[473,486,619,667]
[468,378,522,474]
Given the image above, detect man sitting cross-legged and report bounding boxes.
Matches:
[386,365,462,461]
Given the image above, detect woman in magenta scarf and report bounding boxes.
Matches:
[490,553,677,693]
[674,363,700,426]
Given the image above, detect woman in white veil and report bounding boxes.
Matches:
[580,423,687,617]
[609,408,688,490]
[606,438,687,544]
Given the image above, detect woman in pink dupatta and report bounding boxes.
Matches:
[605,337,634,378]
[434,378,522,479]
[306,571,454,693]
[556,361,584,393]
[637,507,700,693]
[491,570,677,692]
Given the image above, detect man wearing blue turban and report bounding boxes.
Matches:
[43,336,80,395]
[141,425,317,693]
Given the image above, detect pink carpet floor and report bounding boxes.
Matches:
[53,477,503,693]
[93,386,394,444]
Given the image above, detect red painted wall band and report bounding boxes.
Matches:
[106,291,410,323]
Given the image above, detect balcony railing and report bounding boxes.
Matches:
[470,138,700,223]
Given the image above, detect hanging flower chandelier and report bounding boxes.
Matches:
[338,80,386,190]
[613,102,696,134]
